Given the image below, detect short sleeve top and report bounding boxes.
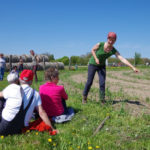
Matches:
[89,42,117,66]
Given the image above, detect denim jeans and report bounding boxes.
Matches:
[0,67,4,80]
[83,64,106,100]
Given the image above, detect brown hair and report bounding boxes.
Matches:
[0,53,3,57]
[45,68,59,81]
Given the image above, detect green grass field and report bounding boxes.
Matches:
[0,66,150,150]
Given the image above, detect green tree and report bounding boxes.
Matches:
[107,57,120,64]
[56,56,69,65]
[70,56,80,65]
[134,52,142,66]
[78,52,92,65]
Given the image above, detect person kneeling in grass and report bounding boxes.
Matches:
[40,68,74,123]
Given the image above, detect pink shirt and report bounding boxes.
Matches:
[39,82,68,117]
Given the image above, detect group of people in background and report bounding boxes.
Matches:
[0,32,139,136]
[0,50,39,82]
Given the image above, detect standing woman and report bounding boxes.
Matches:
[82,32,139,104]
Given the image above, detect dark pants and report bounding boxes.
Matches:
[32,65,38,82]
[83,64,106,100]
[0,98,5,121]
[0,98,23,135]
[62,99,68,114]
[0,98,13,135]
[18,64,24,72]
[0,67,4,81]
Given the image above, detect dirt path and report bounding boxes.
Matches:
[69,70,150,116]
[71,70,150,100]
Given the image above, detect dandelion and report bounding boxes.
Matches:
[35,132,38,135]
[77,146,80,149]
[88,146,92,149]
[1,136,4,139]
[48,138,52,142]
[53,143,56,146]
[96,146,100,149]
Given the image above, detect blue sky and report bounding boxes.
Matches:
[0,0,150,59]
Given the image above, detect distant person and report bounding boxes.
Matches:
[18,57,24,72]
[11,66,19,75]
[0,53,6,81]
[30,50,39,82]
[82,32,139,104]
[40,68,74,123]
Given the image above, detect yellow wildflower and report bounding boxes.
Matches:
[53,143,56,146]
[96,146,100,148]
[35,132,38,135]
[1,136,4,139]
[88,146,92,150]
[77,146,80,149]
[48,138,52,142]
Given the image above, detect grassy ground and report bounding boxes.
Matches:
[0,67,150,150]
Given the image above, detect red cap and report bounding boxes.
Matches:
[108,32,117,40]
[20,70,34,82]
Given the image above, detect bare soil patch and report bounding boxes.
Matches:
[70,70,150,116]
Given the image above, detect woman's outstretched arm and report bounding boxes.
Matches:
[115,51,139,73]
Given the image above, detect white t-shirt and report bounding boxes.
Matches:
[21,84,41,126]
[0,57,6,68]
[2,84,22,121]
[31,55,37,66]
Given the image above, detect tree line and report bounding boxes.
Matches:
[44,52,150,66]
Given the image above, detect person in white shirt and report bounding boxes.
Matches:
[0,71,22,135]
[0,53,6,81]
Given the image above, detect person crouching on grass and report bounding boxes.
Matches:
[39,68,74,123]
[82,32,139,104]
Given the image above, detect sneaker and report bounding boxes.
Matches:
[101,100,106,104]
[82,96,87,104]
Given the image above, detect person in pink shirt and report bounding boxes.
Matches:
[39,68,74,123]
